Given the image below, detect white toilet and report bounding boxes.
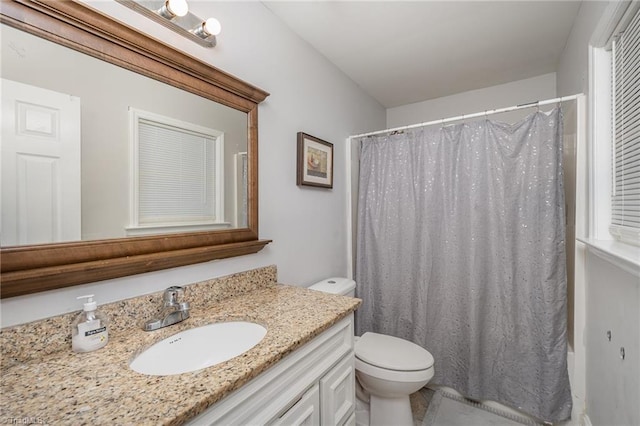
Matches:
[309,278,434,426]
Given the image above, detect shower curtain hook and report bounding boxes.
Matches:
[536,101,540,113]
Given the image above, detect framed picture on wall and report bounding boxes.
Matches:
[296,132,333,188]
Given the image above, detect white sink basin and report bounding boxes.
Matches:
[130,321,267,376]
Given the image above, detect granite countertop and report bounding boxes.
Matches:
[0,281,360,425]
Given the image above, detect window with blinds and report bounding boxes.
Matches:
[128,109,225,234]
[611,5,640,243]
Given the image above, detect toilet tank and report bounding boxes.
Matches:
[308,278,356,297]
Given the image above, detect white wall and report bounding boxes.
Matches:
[585,251,640,426]
[556,2,610,98]
[556,2,609,423]
[386,73,556,128]
[0,1,385,327]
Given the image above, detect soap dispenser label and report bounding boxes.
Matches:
[86,326,107,336]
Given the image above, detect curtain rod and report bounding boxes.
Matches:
[349,93,583,139]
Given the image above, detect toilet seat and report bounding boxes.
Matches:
[355,356,434,383]
[356,332,434,371]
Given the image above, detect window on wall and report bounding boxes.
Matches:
[127,108,228,236]
[610,4,640,245]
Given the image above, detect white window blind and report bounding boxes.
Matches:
[138,119,217,224]
[612,5,640,237]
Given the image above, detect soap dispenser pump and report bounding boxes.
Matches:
[71,295,109,353]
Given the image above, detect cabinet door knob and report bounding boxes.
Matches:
[620,347,625,360]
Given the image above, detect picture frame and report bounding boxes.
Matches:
[296,132,334,188]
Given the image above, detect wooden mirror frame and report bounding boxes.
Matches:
[0,0,271,298]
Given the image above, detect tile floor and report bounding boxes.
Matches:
[410,387,436,425]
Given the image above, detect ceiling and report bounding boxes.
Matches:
[263,1,582,108]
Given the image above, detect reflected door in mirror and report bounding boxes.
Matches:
[1,78,81,246]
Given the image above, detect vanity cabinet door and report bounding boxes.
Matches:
[271,384,320,426]
[320,352,355,426]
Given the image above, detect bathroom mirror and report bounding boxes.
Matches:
[0,0,271,298]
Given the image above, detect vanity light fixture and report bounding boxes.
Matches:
[116,0,221,48]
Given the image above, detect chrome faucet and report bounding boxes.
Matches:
[143,286,190,331]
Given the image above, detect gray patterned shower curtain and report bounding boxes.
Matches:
[354,108,572,423]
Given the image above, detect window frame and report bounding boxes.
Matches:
[126,107,229,236]
[590,1,640,248]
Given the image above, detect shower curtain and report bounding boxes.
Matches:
[355,108,572,423]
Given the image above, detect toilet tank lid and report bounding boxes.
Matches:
[308,277,355,295]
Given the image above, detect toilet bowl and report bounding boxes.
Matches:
[355,332,434,425]
[309,278,435,426]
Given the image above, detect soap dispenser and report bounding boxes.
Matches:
[71,295,109,353]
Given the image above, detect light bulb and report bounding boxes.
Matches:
[158,0,188,19]
[166,0,188,17]
[203,18,222,36]
[192,17,222,39]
